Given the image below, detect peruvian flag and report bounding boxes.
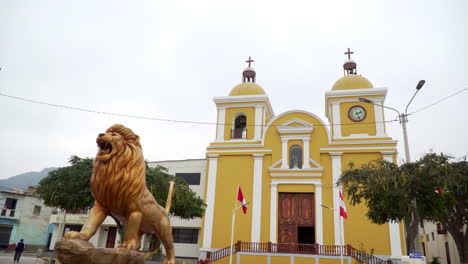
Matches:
[237,186,248,214]
[339,190,347,219]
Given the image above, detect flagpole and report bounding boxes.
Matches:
[340,213,344,264]
[229,185,239,264]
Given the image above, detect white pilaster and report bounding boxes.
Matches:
[254,105,263,141]
[270,183,278,243]
[281,138,288,169]
[202,154,219,250]
[216,107,226,141]
[252,154,264,242]
[373,99,386,137]
[381,151,402,259]
[331,102,341,138]
[315,183,323,244]
[303,138,311,169]
[330,152,343,245]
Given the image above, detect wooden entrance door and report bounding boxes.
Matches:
[106,227,117,248]
[278,193,314,245]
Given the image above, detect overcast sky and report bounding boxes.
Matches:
[1,0,467,179]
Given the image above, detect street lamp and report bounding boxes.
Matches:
[359,80,425,254]
[359,80,425,162]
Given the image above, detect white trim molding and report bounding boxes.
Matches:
[254,105,264,141]
[202,154,219,249]
[329,152,343,245]
[381,152,402,258]
[216,107,226,141]
[270,173,322,177]
[269,179,323,244]
[325,88,388,99]
[206,149,272,154]
[251,154,264,242]
[320,146,397,151]
[277,118,314,134]
[269,158,324,172]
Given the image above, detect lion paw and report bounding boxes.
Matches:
[118,240,140,250]
[63,231,88,240]
[162,259,176,264]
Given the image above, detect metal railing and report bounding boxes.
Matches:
[205,241,390,264]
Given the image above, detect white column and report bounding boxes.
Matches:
[202,154,219,250]
[315,183,323,244]
[254,105,263,141]
[216,107,226,141]
[331,102,341,138]
[302,137,311,169]
[381,151,402,259]
[281,137,288,169]
[330,152,343,245]
[251,154,264,242]
[270,183,278,243]
[373,99,386,137]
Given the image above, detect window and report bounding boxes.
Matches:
[172,228,199,244]
[33,206,41,216]
[1,198,17,217]
[437,223,447,234]
[431,232,435,241]
[62,225,83,236]
[175,173,201,185]
[232,115,247,139]
[289,145,303,169]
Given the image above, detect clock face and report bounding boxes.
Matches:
[348,106,366,122]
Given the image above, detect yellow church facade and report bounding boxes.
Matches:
[200,54,405,262]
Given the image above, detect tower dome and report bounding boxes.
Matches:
[332,48,374,90]
[332,75,373,90]
[229,56,266,96]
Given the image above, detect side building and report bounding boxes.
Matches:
[48,159,206,261]
[0,187,54,250]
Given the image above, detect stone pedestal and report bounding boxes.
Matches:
[55,238,145,264]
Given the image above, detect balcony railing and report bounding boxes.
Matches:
[0,209,16,217]
[205,241,390,264]
[231,128,247,139]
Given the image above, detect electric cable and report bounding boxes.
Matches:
[0,92,398,127]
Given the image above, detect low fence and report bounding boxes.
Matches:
[205,241,390,264]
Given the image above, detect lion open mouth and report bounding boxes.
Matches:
[97,140,113,156]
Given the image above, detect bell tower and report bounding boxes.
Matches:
[325,49,389,139]
[212,57,274,143]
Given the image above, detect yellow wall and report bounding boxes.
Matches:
[341,153,391,255]
[240,254,268,264]
[211,155,254,247]
[271,256,292,264]
[340,102,376,137]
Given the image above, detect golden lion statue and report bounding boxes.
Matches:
[64,124,175,264]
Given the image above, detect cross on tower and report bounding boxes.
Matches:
[344,48,354,60]
[245,56,254,67]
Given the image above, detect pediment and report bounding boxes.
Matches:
[277,118,314,134]
[269,158,323,172]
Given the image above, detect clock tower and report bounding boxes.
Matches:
[325,49,389,140]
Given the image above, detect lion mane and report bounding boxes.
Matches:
[90,124,147,212]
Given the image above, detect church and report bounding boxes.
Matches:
[199,51,405,263]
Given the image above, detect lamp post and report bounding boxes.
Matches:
[359,80,425,255]
[359,80,425,162]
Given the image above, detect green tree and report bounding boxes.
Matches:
[338,153,468,263]
[37,155,205,218]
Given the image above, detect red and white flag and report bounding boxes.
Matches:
[339,190,347,219]
[237,186,248,214]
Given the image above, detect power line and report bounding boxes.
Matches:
[409,87,468,115]
[0,92,398,127]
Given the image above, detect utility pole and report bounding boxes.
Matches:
[359,80,425,254]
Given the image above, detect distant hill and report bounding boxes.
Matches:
[0,167,57,190]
